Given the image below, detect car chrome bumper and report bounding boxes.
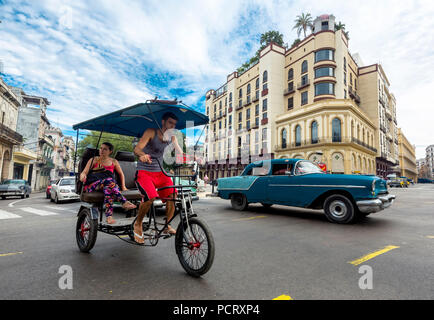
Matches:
[356,194,396,214]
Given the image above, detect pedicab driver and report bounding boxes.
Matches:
[133,112,183,244]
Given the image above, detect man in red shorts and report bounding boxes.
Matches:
[133,112,183,244]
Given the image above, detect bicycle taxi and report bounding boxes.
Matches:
[72,99,215,277]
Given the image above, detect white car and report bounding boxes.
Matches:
[50,177,80,203]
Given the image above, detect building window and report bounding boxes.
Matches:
[281,128,287,149]
[219,101,222,109]
[343,57,347,71]
[301,91,308,105]
[321,21,329,31]
[214,104,216,113]
[239,88,242,98]
[229,92,232,102]
[256,78,259,90]
[315,82,335,96]
[344,89,347,99]
[332,118,342,142]
[247,84,251,95]
[246,108,250,120]
[288,68,294,80]
[262,98,267,112]
[288,81,294,91]
[263,70,268,83]
[344,72,347,85]
[288,97,294,110]
[311,121,318,144]
[301,74,308,86]
[295,125,301,146]
[315,49,334,62]
[255,104,259,116]
[219,121,222,130]
[229,115,232,129]
[262,112,267,120]
[301,60,308,74]
[315,67,334,78]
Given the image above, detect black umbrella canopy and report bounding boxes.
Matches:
[72,101,209,138]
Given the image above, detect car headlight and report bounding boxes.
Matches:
[59,189,69,193]
[371,180,376,195]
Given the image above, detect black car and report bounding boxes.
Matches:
[0,179,32,199]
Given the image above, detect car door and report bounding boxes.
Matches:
[51,180,59,198]
[267,163,302,206]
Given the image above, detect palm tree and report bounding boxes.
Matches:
[335,21,350,40]
[293,13,313,39]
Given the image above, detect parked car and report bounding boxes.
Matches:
[0,179,31,199]
[216,159,395,224]
[50,177,80,203]
[387,178,404,188]
[46,179,58,199]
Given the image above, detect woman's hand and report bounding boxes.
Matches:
[80,172,87,183]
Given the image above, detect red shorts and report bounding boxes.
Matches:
[135,170,176,202]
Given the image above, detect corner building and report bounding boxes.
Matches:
[204,14,400,179]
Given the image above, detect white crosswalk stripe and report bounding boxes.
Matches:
[44,206,76,212]
[0,209,22,220]
[20,207,58,216]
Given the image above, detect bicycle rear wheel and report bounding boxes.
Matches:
[76,207,98,252]
[175,217,215,277]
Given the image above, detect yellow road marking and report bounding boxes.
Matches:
[348,245,399,266]
[119,235,129,238]
[232,215,267,222]
[273,294,293,300]
[0,252,23,257]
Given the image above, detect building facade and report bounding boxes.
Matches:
[397,128,417,181]
[0,77,24,181]
[204,14,400,179]
[426,145,434,178]
[15,90,53,191]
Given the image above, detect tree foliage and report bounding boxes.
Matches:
[75,131,136,158]
[334,21,350,40]
[237,30,284,74]
[293,13,313,39]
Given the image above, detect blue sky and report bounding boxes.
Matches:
[1,0,434,158]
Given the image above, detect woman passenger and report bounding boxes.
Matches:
[79,142,136,224]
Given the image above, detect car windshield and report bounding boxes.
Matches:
[59,179,75,186]
[2,179,25,185]
[295,161,324,175]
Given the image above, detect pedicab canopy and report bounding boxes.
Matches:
[72,100,209,137]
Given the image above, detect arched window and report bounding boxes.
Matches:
[295,125,301,146]
[301,60,308,74]
[239,88,242,98]
[311,121,318,144]
[332,118,342,142]
[247,83,251,95]
[281,128,287,148]
[255,78,259,90]
[263,70,268,83]
[229,92,232,102]
[288,68,294,80]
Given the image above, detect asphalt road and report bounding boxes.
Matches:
[0,184,433,300]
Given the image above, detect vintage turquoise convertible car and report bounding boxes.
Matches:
[217,159,395,224]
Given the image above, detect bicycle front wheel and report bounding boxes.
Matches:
[175,217,215,277]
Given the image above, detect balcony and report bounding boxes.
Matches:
[348,87,361,104]
[252,95,259,103]
[351,137,378,153]
[228,106,233,113]
[283,87,295,96]
[261,118,268,125]
[243,98,252,107]
[236,103,243,111]
[0,123,23,145]
[297,80,310,90]
[380,124,386,133]
[261,88,268,97]
[379,95,386,107]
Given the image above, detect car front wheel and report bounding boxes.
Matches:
[323,194,356,224]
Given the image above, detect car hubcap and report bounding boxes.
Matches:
[329,200,347,218]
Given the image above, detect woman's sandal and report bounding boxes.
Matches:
[106,216,116,224]
[122,201,137,210]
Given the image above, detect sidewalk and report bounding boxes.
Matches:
[197,185,218,198]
